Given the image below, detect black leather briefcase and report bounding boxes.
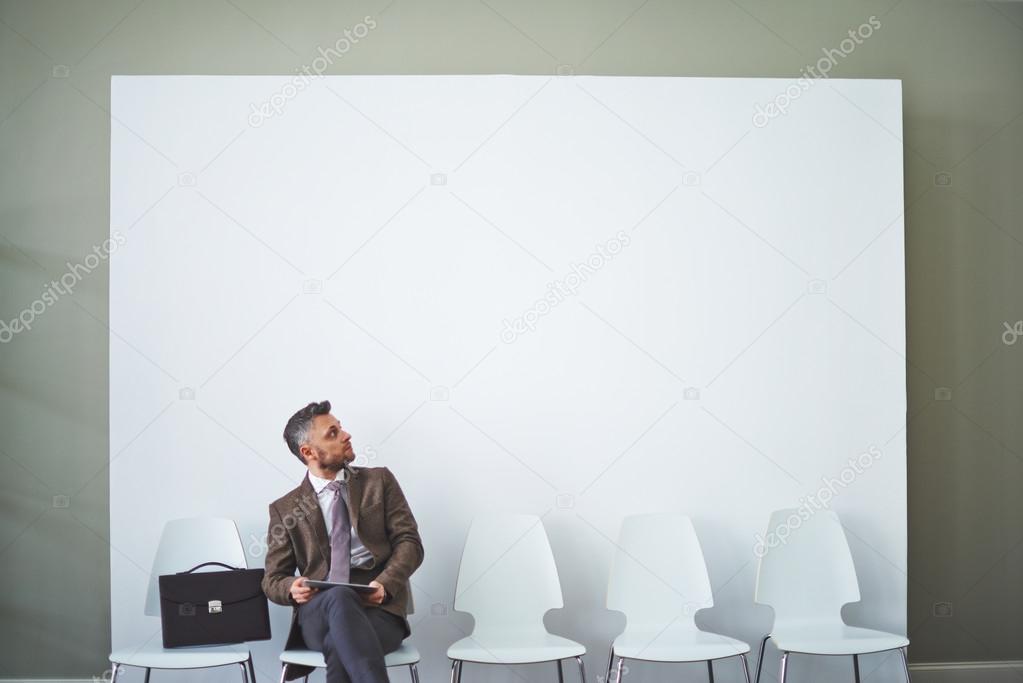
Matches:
[158,561,271,648]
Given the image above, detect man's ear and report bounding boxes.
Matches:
[299,443,314,464]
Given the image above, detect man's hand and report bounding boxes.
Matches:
[290,577,318,604]
[361,580,387,606]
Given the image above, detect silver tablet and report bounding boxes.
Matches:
[305,580,376,593]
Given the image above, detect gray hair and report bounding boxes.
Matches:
[283,400,331,463]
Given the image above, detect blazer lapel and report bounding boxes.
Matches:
[346,467,364,533]
[297,475,330,565]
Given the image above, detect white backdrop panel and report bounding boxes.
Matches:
[110,75,906,683]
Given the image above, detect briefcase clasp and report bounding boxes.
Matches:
[208,600,223,614]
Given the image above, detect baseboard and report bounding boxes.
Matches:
[908,660,1023,683]
[4,663,1023,683]
[0,680,95,683]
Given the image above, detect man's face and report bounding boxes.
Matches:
[302,413,354,472]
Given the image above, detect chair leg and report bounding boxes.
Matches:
[248,654,257,683]
[853,653,861,683]
[278,664,288,683]
[557,659,564,683]
[408,663,419,683]
[142,668,150,683]
[575,655,586,683]
[615,656,625,683]
[778,652,789,683]
[238,662,248,683]
[738,654,752,683]
[707,659,715,683]
[899,647,912,682]
[110,664,121,683]
[753,636,770,683]
[449,660,463,683]
[604,647,615,683]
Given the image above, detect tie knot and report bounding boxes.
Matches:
[326,481,343,494]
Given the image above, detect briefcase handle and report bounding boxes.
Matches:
[178,561,244,574]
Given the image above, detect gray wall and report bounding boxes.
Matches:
[0,0,1020,677]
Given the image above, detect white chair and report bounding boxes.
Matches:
[753,509,911,683]
[109,518,256,683]
[446,514,586,683]
[605,513,751,683]
[277,595,422,683]
[278,642,421,683]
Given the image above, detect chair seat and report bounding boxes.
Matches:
[613,627,750,662]
[771,623,908,655]
[447,632,585,664]
[110,643,250,668]
[280,642,421,668]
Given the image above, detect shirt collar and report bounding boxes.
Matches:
[307,470,343,494]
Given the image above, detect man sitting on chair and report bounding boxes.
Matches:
[262,400,424,683]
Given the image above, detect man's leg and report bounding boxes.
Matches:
[320,608,406,683]
[364,607,407,656]
[321,638,352,683]
[297,587,396,683]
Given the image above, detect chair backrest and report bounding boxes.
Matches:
[607,513,714,627]
[144,517,247,616]
[754,509,860,623]
[453,514,564,634]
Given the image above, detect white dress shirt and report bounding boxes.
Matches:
[307,470,375,569]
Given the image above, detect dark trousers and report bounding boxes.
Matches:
[297,587,406,683]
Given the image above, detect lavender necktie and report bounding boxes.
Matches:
[326,480,351,583]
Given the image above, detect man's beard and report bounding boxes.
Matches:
[315,446,345,472]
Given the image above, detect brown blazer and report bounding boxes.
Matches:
[261,466,424,679]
